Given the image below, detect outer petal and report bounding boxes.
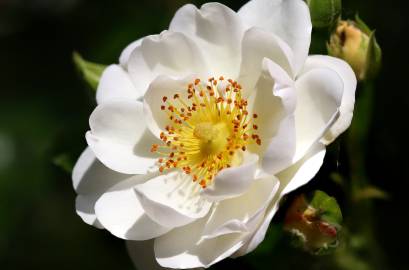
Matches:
[96,65,141,105]
[293,67,344,160]
[249,58,297,175]
[239,27,295,91]
[232,200,279,258]
[169,3,245,79]
[95,176,171,240]
[128,31,209,95]
[127,240,179,270]
[201,153,259,201]
[75,195,103,229]
[279,142,326,195]
[72,147,130,228]
[233,202,280,257]
[302,55,357,144]
[235,142,326,256]
[119,38,142,68]
[202,176,279,239]
[238,0,312,74]
[72,147,129,194]
[154,218,245,269]
[86,100,158,174]
[134,172,212,228]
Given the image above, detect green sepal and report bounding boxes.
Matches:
[309,190,343,226]
[73,52,107,91]
[354,14,372,35]
[352,15,382,81]
[363,31,382,81]
[307,0,342,29]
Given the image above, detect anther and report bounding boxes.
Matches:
[152,77,261,188]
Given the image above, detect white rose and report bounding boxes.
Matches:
[72,0,356,269]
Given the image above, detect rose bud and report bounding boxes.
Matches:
[327,16,382,81]
[284,191,342,255]
[307,0,342,28]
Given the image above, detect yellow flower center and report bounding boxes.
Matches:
[193,122,229,155]
[151,77,261,188]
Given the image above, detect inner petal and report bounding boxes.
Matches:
[150,77,261,188]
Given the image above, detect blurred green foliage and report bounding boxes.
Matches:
[1,0,408,269]
[73,52,107,91]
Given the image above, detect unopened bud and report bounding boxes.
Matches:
[327,16,382,81]
[284,191,342,255]
[307,0,342,28]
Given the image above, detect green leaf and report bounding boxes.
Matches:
[354,186,390,201]
[330,172,345,187]
[53,153,75,173]
[73,52,107,91]
[307,0,342,29]
[310,190,343,226]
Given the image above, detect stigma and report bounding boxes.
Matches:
[151,77,261,188]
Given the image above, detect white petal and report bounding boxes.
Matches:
[72,147,130,228]
[249,59,296,175]
[202,176,279,239]
[233,201,280,257]
[96,65,141,105]
[86,100,158,174]
[143,75,194,138]
[75,195,103,229]
[127,240,175,270]
[239,27,295,91]
[154,218,245,269]
[134,172,212,228]
[238,0,312,74]
[302,55,357,144]
[294,67,343,160]
[261,113,296,174]
[201,153,259,201]
[119,38,142,68]
[95,177,171,240]
[235,143,326,256]
[279,142,326,196]
[72,147,97,191]
[128,31,209,96]
[170,3,245,79]
[72,147,129,194]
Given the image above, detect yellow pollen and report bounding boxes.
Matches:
[151,77,261,188]
[193,122,229,155]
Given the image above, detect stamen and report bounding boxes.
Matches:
[151,77,261,188]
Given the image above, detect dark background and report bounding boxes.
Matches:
[1,0,408,269]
